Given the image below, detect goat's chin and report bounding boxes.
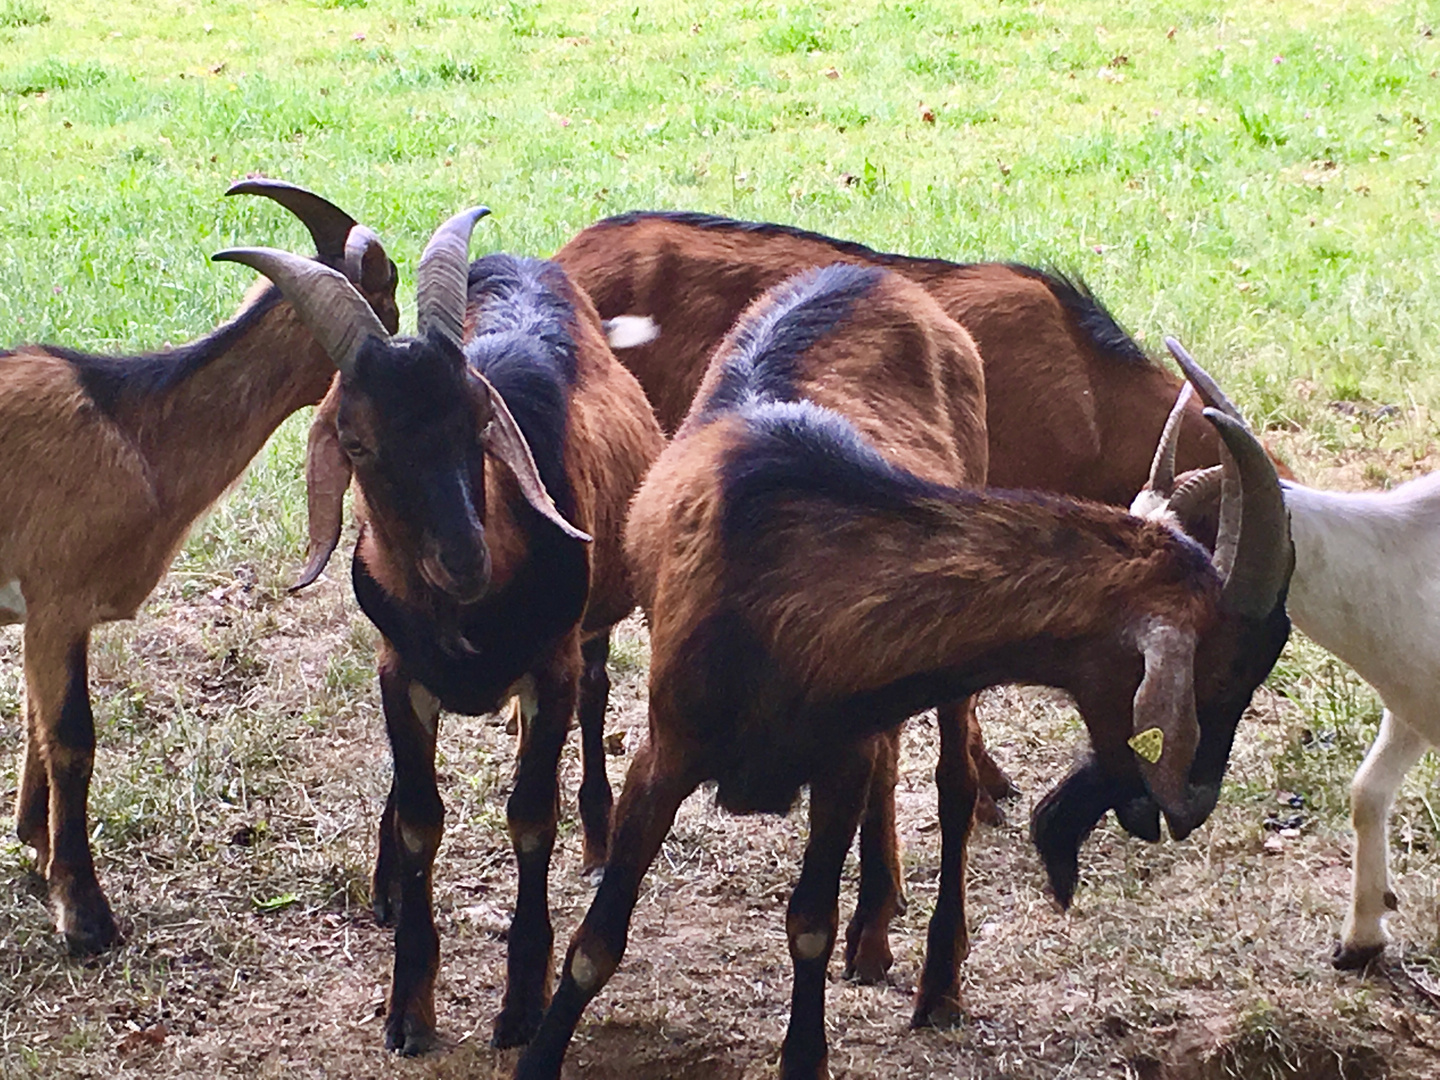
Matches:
[1159,783,1221,841]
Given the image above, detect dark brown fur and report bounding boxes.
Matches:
[307,256,664,1054]
[514,265,1290,1079]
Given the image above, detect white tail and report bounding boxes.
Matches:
[602,315,660,349]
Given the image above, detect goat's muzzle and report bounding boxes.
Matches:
[419,541,492,605]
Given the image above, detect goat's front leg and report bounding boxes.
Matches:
[377,645,446,1055]
[24,620,118,953]
[843,730,903,984]
[781,745,871,1080]
[492,642,582,1049]
[912,701,981,1027]
[576,633,615,877]
[1335,707,1430,969]
[371,779,400,926]
[514,732,700,1080]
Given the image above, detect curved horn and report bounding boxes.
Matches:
[212,247,390,377]
[471,371,592,543]
[225,179,358,265]
[1205,408,1294,618]
[1165,336,1245,424]
[415,206,491,348]
[1145,382,1194,497]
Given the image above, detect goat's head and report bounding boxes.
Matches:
[225,178,400,335]
[1034,340,1293,904]
[214,208,589,603]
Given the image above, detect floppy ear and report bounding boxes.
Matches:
[291,376,352,591]
[1128,620,1200,820]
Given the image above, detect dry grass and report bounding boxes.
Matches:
[3,446,1440,1079]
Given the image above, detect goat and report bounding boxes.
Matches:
[553,208,1278,976]
[1119,343,1440,970]
[0,180,398,954]
[513,263,1294,1080]
[214,211,665,1054]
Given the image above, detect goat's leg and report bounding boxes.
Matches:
[576,633,614,878]
[492,645,581,1049]
[1334,708,1430,970]
[377,649,446,1055]
[960,697,1016,825]
[16,691,50,872]
[912,698,981,1028]
[514,733,699,1080]
[26,622,118,954]
[781,746,871,1080]
[843,730,902,984]
[371,779,400,926]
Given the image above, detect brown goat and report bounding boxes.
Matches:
[553,209,1285,971]
[514,263,1293,1079]
[0,181,398,954]
[215,211,665,1054]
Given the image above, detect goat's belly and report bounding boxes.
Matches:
[0,579,25,625]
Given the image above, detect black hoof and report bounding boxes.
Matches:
[1331,940,1386,971]
[492,1005,543,1049]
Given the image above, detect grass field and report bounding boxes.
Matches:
[3,1,1440,1077]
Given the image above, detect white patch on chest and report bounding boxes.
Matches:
[0,580,26,625]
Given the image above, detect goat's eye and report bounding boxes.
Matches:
[341,438,371,460]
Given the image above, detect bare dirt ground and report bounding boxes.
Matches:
[4,444,1440,1079]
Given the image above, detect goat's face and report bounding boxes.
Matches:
[338,332,493,604]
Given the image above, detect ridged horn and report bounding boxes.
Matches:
[1205,408,1293,618]
[415,206,491,348]
[1145,381,1194,497]
[1165,336,1245,424]
[225,179,358,265]
[212,247,390,377]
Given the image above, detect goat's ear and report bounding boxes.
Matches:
[472,372,592,543]
[1128,620,1200,821]
[291,377,352,592]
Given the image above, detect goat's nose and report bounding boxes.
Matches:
[421,543,491,604]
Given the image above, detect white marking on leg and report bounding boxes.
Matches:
[1343,708,1430,952]
[409,684,440,736]
[571,949,600,991]
[0,579,26,625]
[400,822,428,856]
[794,931,830,961]
[512,827,544,854]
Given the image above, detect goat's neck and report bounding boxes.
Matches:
[750,497,1213,702]
[1283,478,1440,699]
[122,298,336,524]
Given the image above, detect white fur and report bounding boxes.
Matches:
[1281,474,1440,958]
[601,315,660,350]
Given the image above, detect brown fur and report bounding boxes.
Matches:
[1,256,398,954]
[514,266,1289,1080]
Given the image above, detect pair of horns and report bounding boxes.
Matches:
[212,205,490,377]
[213,204,591,554]
[1136,338,1293,619]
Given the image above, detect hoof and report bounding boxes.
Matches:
[911,990,963,1030]
[843,931,894,985]
[385,1014,439,1056]
[1332,940,1386,971]
[492,1004,544,1049]
[58,896,121,956]
[975,790,1007,828]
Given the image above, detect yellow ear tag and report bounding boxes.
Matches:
[1129,727,1164,764]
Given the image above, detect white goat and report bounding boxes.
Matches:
[1143,338,1439,969]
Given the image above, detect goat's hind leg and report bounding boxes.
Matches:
[576,633,615,878]
[1334,707,1430,970]
[844,729,903,984]
[16,692,50,874]
[912,698,980,1028]
[26,622,118,953]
